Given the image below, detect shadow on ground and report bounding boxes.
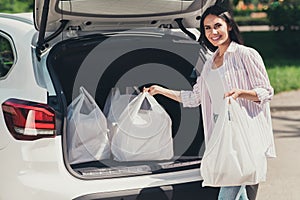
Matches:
[271,111,300,137]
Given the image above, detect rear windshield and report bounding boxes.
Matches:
[57,0,208,16]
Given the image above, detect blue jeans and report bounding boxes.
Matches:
[218,186,249,200]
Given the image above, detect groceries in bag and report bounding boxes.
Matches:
[67,87,110,164]
[111,92,174,161]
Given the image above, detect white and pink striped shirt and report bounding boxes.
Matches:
[181,41,276,157]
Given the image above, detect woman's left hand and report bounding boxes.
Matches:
[225,88,260,102]
[224,89,242,100]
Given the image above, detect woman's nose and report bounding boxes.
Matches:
[212,28,218,34]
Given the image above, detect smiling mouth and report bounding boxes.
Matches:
[211,35,221,41]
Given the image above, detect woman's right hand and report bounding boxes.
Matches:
[143,85,182,102]
[143,85,164,96]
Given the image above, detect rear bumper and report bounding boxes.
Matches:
[73,181,220,200]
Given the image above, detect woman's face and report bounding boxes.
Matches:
[203,14,231,48]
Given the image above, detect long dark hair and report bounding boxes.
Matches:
[199,5,243,52]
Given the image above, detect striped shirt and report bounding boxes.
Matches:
[181,41,276,157]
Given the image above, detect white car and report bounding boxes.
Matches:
[0,0,239,199]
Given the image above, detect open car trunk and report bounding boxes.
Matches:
[47,28,208,179]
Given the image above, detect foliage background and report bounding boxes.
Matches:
[0,0,33,13]
[242,31,300,94]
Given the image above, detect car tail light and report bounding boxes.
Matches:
[2,99,56,140]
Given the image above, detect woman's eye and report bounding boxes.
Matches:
[214,24,222,29]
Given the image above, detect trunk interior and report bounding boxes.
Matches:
[47,30,207,179]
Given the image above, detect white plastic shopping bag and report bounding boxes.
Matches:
[111,92,174,161]
[103,87,137,140]
[67,87,110,164]
[201,97,268,187]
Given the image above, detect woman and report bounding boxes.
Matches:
[144,5,276,200]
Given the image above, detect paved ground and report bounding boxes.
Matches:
[256,89,300,200]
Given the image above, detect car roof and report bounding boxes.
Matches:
[0,13,33,25]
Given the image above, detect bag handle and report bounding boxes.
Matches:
[226,97,237,121]
[130,92,146,115]
[145,93,165,112]
[226,97,247,121]
[130,92,164,118]
[79,86,98,106]
[68,87,96,112]
[227,97,232,121]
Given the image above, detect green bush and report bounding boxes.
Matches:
[267,1,300,30]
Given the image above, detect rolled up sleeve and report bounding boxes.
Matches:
[253,87,274,104]
[244,48,274,104]
[180,76,203,108]
[181,90,200,107]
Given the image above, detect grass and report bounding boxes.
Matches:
[241,31,300,94]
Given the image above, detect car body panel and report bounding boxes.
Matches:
[0,14,48,150]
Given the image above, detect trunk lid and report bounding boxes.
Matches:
[34,0,218,32]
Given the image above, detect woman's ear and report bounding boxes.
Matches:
[228,25,232,31]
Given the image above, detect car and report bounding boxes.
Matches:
[0,0,257,199]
